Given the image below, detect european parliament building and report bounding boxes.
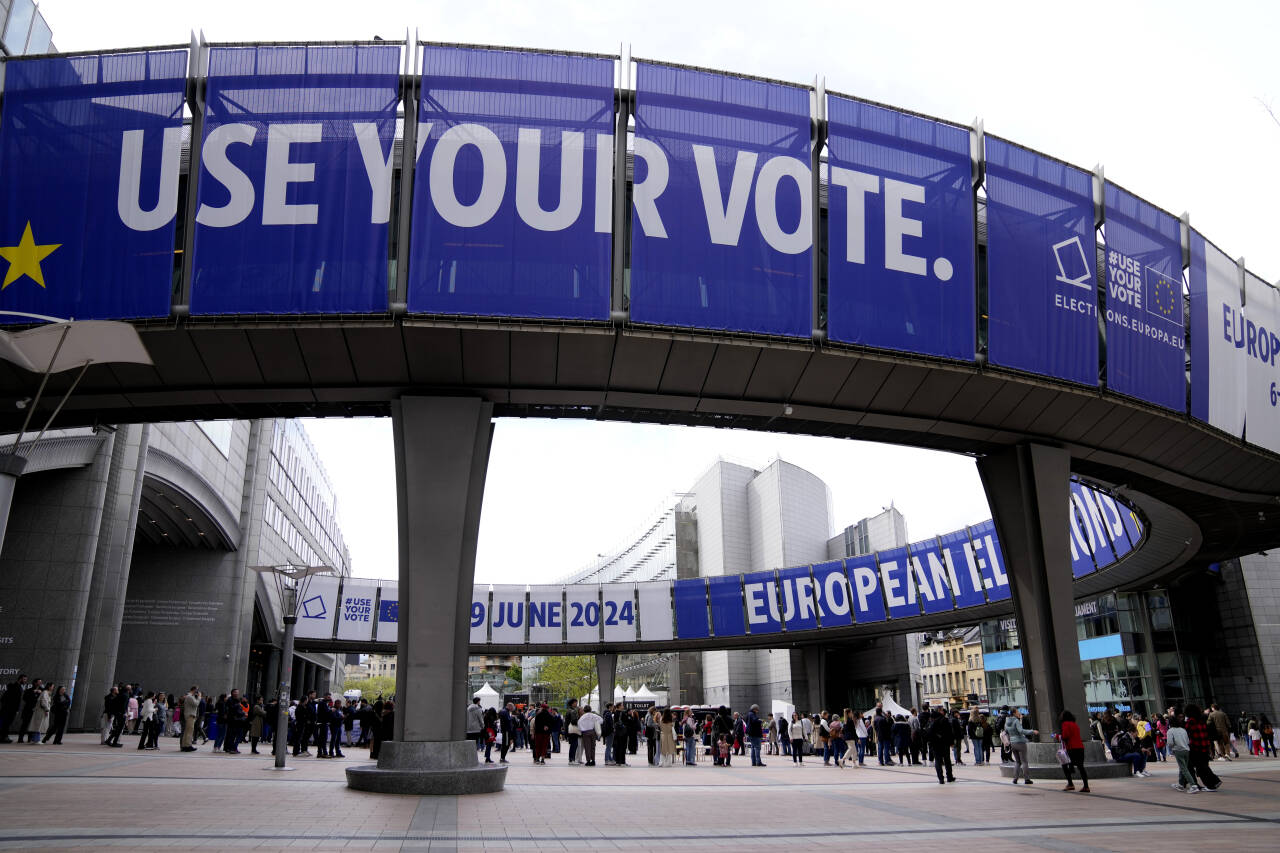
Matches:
[0,419,351,729]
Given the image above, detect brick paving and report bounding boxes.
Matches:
[0,735,1277,851]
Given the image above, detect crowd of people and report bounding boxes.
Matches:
[4,667,1273,794]
[0,674,398,758]
[463,694,1275,792]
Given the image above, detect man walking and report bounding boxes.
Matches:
[16,678,43,743]
[929,709,956,784]
[103,686,127,747]
[747,704,766,766]
[498,702,514,764]
[0,674,26,743]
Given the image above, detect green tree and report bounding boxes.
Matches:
[340,675,397,699]
[532,655,595,705]
[505,664,523,685]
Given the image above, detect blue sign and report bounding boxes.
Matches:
[1068,483,1100,578]
[985,138,1098,385]
[629,63,812,337]
[906,538,956,615]
[1189,231,1245,435]
[1103,184,1185,411]
[826,96,975,359]
[777,566,818,631]
[742,570,783,634]
[937,529,986,609]
[968,520,1010,601]
[190,45,400,315]
[673,578,710,639]
[845,554,886,624]
[811,560,853,627]
[0,50,187,321]
[409,47,613,319]
[874,545,920,619]
[708,575,746,637]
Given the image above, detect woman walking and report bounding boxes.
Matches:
[137,693,156,749]
[1005,708,1038,784]
[28,683,50,744]
[1058,710,1090,793]
[249,697,266,754]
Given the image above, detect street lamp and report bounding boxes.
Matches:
[251,563,334,771]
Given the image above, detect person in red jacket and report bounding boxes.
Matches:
[1183,704,1222,791]
[1058,709,1089,793]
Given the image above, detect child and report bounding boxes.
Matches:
[1248,720,1262,756]
[1167,715,1198,793]
[718,736,731,767]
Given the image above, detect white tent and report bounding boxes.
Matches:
[473,682,500,711]
[624,686,637,699]
[633,684,658,703]
[863,693,912,720]
[771,700,795,719]
[613,685,625,701]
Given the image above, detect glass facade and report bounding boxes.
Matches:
[979,590,1209,716]
[1,0,53,56]
[268,421,350,574]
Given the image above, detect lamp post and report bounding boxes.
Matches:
[251,564,334,771]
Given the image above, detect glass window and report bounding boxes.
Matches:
[24,11,50,54]
[3,0,36,54]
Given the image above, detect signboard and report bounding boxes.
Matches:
[1245,272,1280,454]
[708,575,746,637]
[985,138,1098,384]
[601,583,636,642]
[845,553,887,624]
[335,582,377,642]
[742,569,782,635]
[489,583,526,644]
[376,582,399,643]
[469,584,489,644]
[906,538,956,615]
[1189,232,1245,436]
[565,583,601,643]
[673,578,709,640]
[811,560,853,628]
[0,49,188,321]
[629,62,812,337]
[409,46,613,319]
[967,520,1010,601]
[636,581,673,642]
[826,96,975,359]
[1103,185,1185,411]
[777,566,818,631]
[191,45,401,314]
[527,585,564,644]
[294,576,338,639]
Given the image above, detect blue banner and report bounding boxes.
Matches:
[1103,185,1185,410]
[742,569,783,634]
[826,97,975,358]
[906,538,956,615]
[937,529,986,609]
[845,554,886,623]
[811,560,853,627]
[985,138,1098,385]
[190,45,400,315]
[0,50,187,320]
[873,545,920,619]
[672,578,709,640]
[708,575,746,637]
[408,47,613,319]
[1188,231,1245,435]
[1068,482,1099,578]
[968,520,1009,601]
[629,63,812,337]
[777,566,818,631]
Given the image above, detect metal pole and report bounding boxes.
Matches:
[274,614,297,769]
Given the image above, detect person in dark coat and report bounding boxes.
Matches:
[613,706,630,765]
[874,711,894,765]
[533,703,554,764]
[928,709,956,784]
[103,686,128,747]
[17,678,44,743]
[370,700,393,760]
[294,692,318,756]
[45,686,70,745]
[0,675,27,743]
[498,702,514,763]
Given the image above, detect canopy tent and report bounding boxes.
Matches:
[613,685,625,701]
[623,686,637,699]
[473,682,500,711]
[863,693,912,720]
[632,684,658,702]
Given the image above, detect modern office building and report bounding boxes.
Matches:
[0,419,351,728]
[0,0,55,57]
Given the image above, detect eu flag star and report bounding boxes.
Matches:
[0,222,61,290]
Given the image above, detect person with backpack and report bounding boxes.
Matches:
[746,704,766,766]
[681,709,699,765]
[1109,721,1150,777]
[601,703,615,764]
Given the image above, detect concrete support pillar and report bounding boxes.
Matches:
[976,443,1085,740]
[802,646,823,714]
[347,396,505,794]
[596,653,617,712]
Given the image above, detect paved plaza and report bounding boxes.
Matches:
[0,736,1277,851]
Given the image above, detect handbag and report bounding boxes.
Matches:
[568,724,580,735]
[1056,746,1070,765]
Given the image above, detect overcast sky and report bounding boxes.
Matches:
[38,1,1280,581]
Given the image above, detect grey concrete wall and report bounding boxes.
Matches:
[1195,558,1276,720]
[0,434,114,707]
[114,542,243,698]
[1237,553,1280,721]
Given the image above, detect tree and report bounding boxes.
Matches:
[340,675,397,699]
[505,664,523,685]
[531,655,595,705]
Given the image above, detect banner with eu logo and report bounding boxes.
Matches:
[629,63,812,337]
[825,97,975,359]
[1103,185,1185,411]
[189,45,400,315]
[985,138,1098,385]
[0,50,187,321]
[408,46,614,320]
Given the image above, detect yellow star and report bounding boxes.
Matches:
[0,222,61,290]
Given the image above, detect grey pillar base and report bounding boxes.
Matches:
[345,741,507,795]
[996,741,1133,780]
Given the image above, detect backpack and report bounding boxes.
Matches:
[1112,731,1134,756]
[683,718,696,738]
